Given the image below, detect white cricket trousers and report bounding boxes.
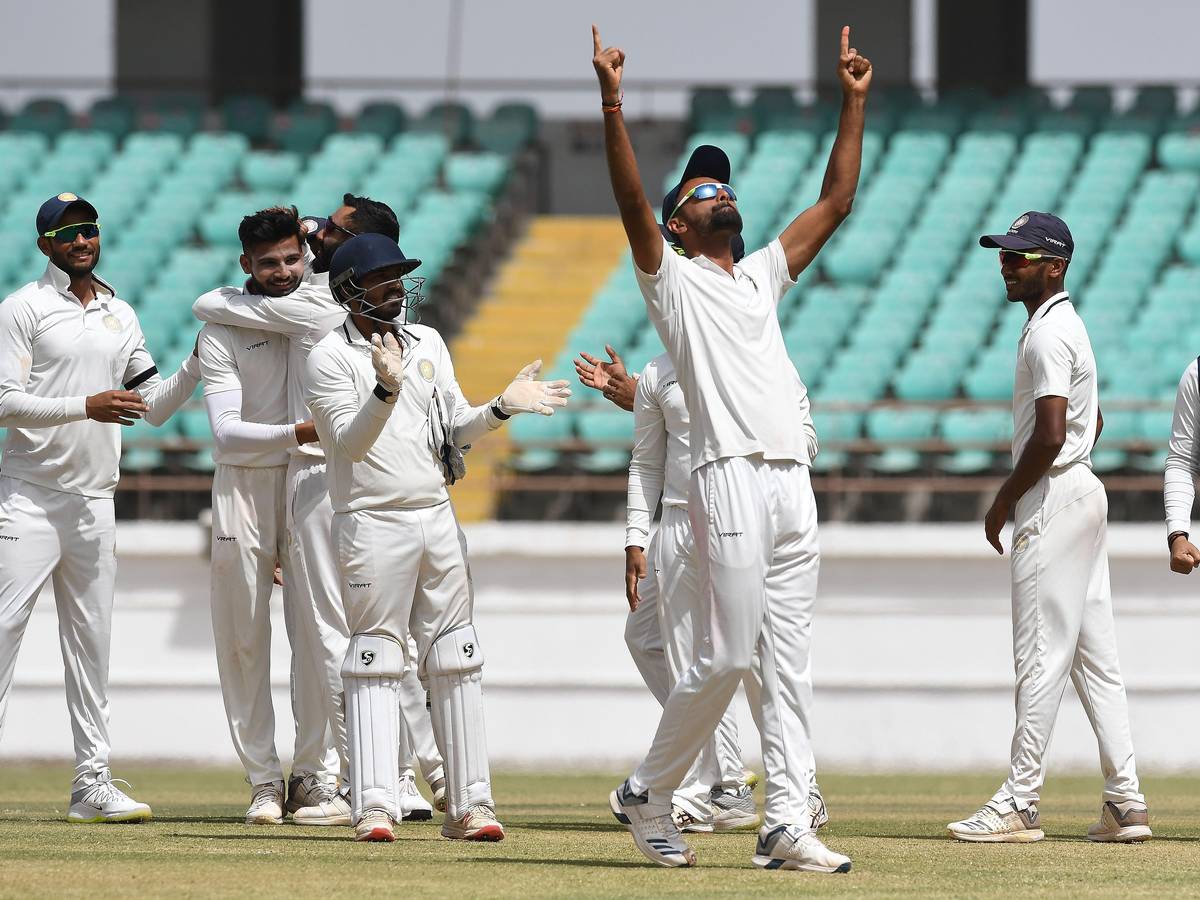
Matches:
[631,457,819,830]
[210,463,336,786]
[993,462,1143,807]
[624,506,746,811]
[0,476,117,786]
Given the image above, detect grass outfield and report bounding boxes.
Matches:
[1,767,1198,898]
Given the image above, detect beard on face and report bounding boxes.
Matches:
[705,203,744,236]
[51,243,99,278]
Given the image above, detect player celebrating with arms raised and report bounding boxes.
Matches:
[592,24,869,872]
[948,213,1150,844]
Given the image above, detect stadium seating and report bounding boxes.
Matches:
[508,85,1200,478]
[0,96,538,478]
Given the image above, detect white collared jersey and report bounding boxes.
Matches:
[626,353,690,549]
[634,238,811,471]
[192,283,345,460]
[304,318,481,513]
[0,262,197,498]
[1012,292,1098,469]
[199,322,291,467]
[1163,358,1198,537]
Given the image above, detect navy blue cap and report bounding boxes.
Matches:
[300,215,328,236]
[980,211,1073,260]
[329,233,421,291]
[661,145,732,226]
[36,192,98,236]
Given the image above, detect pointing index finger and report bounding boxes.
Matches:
[840,25,850,58]
[592,24,602,55]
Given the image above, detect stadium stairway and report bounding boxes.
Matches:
[449,216,628,521]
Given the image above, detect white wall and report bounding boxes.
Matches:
[6,521,1200,774]
[1031,0,1200,85]
[0,0,115,111]
[303,0,817,118]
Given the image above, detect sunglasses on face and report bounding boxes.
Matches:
[43,222,100,242]
[669,182,737,221]
[325,216,357,239]
[999,249,1063,267]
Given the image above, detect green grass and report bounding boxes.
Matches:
[1,767,1198,898]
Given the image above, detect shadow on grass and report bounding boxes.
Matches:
[461,857,741,870]
[510,821,629,833]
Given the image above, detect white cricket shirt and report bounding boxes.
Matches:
[193,282,345,459]
[634,238,811,471]
[0,261,199,498]
[1164,358,1199,536]
[199,322,293,467]
[1011,292,1098,469]
[304,317,497,513]
[626,353,690,549]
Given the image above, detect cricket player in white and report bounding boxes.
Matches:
[948,211,1151,844]
[0,194,200,821]
[1164,359,1200,576]
[593,24,869,871]
[575,338,827,835]
[193,198,446,824]
[198,207,340,824]
[304,233,570,842]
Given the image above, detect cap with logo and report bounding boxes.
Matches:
[979,211,1073,260]
[329,233,421,291]
[300,215,328,236]
[36,192,99,236]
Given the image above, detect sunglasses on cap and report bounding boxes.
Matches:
[669,182,737,221]
[999,249,1064,267]
[43,222,100,242]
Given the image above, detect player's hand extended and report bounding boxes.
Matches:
[837,26,873,97]
[984,493,1009,555]
[370,331,403,397]
[575,345,636,411]
[499,360,572,416]
[1169,534,1200,574]
[592,25,625,104]
[625,545,646,610]
[86,389,148,426]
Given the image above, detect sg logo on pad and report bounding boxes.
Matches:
[361,650,375,666]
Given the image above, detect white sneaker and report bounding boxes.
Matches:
[398,771,433,822]
[355,807,395,842]
[429,772,447,813]
[293,786,352,826]
[609,779,696,868]
[441,804,505,841]
[1087,800,1152,843]
[808,782,830,830]
[947,798,1043,843]
[67,776,152,824]
[245,781,285,825]
[752,824,852,873]
[710,784,760,831]
[286,772,335,815]
[671,803,714,833]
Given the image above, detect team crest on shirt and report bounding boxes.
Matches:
[419,359,435,382]
[102,313,121,332]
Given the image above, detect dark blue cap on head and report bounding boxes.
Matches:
[36,192,99,236]
[300,215,328,236]
[661,144,732,226]
[980,211,1073,260]
[329,233,421,291]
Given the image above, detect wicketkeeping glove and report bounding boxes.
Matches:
[498,360,572,416]
[370,332,404,398]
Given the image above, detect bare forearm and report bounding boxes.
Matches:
[818,94,866,213]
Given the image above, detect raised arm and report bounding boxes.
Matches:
[777,26,872,280]
[592,25,662,275]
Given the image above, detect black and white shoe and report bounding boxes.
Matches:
[711,785,760,831]
[609,779,696,868]
[808,781,830,830]
[752,824,851,873]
